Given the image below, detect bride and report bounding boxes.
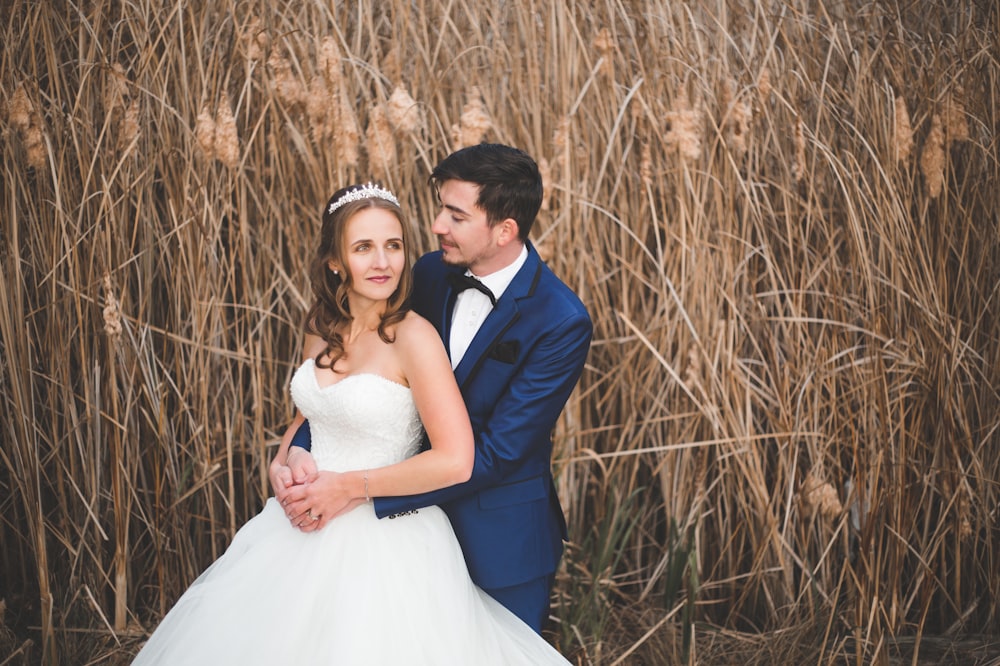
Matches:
[132,183,571,664]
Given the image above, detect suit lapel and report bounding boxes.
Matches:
[453,246,542,388]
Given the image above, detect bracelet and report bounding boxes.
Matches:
[364,469,371,503]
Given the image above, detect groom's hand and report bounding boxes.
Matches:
[316,498,366,529]
[270,448,319,527]
[268,455,294,503]
[286,447,318,486]
[276,448,321,530]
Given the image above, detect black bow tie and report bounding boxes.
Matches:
[446,272,496,306]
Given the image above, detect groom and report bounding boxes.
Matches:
[272,143,592,633]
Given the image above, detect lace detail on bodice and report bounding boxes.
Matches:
[289,359,424,472]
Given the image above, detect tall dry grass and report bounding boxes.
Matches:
[2,1,998,664]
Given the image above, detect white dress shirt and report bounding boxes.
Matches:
[449,245,528,368]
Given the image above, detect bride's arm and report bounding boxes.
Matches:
[286,315,473,526]
[365,314,475,493]
[268,335,325,517]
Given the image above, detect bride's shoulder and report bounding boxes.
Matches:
[394,311,437,341]
[393,313,450,382]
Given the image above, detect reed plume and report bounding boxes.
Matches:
[387,85,424,136]
[214,92,239,168]
[894,95,914,163]
[366,104,396,180]
[452,86,492,149]
[663,89,702,163]
[921,112,945,197]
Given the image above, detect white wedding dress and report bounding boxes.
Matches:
[133,358,571,664]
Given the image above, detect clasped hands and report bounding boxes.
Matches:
[269,447,366,532]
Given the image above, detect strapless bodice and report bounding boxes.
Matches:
[289,359,424,472]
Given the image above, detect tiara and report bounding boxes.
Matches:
[328,182,400,214]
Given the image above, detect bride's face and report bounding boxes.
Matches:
[331,207,406,304]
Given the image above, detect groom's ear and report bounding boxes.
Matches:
[494,218,519,247]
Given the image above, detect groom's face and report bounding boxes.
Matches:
[431,180,503,274]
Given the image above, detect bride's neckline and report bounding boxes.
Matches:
[304,357,410,392]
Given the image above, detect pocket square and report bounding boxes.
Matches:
[488,340,519,364]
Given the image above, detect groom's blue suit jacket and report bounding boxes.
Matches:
[294,243,591,590]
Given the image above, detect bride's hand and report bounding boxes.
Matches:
[282,478,322,532]
[284,470,363,532]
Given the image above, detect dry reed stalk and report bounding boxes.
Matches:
[101,272,130,632]
[0,247,57,663]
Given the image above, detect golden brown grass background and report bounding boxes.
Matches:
[2,1,998,664]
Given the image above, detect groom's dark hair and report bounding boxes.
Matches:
[430,143,542,241]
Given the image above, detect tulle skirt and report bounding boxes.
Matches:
[133,498,569,664]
